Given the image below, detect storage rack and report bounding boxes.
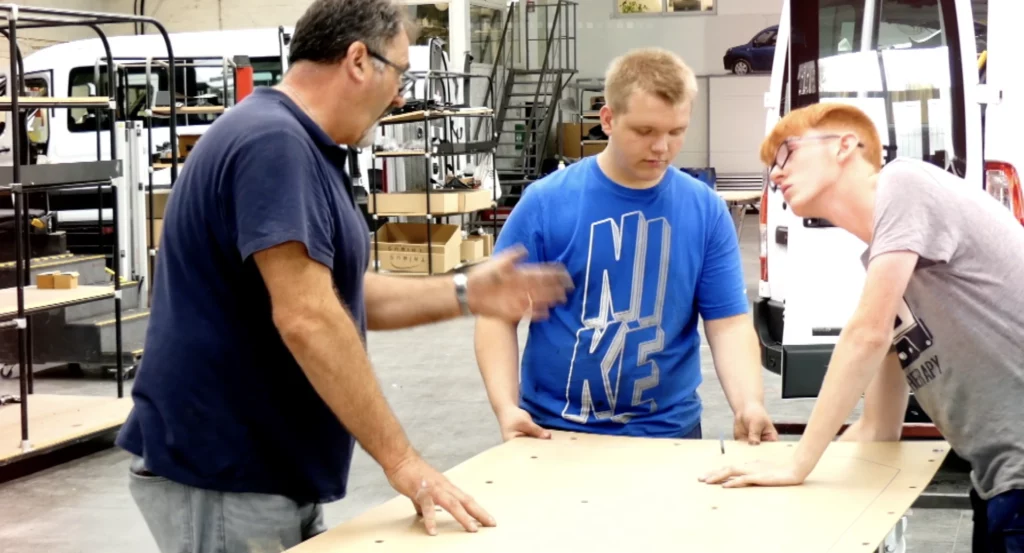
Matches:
[562,77,607,162]
[64,55,234,296]
[134,56,234,285]
[369,68,500,276]
[0,3,178,463]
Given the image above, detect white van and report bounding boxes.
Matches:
[755,0,1016,414]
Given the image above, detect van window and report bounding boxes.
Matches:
[65,56,284,133]
[251,57,284,88]
[790,0,968,173]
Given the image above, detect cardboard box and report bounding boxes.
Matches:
[368,189,494,215]
[461,236,485,262]
[179,134,200,158]
[464,234,493,259]
[36,271,57,289]
[560,122,602,158]
[146,190,171,219]
[581,140,608,157]
[371,222,461,273]
[147,218,164,247]
[53,271,79,289]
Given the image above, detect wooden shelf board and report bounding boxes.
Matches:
[374,150,429,158]
[0,96,110,108]
[0,285,114,319]
[372,208,491,216]
[582,111,602,118]
[718,190,762,203]
[0,394,132,465]
[285,431,950,553]
[151,105,226,115]
[381,107,493,124]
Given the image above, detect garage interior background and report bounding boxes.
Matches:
[13,0,778,180]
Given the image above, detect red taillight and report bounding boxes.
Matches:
[985,161,1024,225]
[759,183,769,281]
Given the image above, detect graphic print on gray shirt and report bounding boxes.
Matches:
[865,157,1024,500]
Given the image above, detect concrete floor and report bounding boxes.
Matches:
[0,215,976,552]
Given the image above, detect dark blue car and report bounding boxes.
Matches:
[723,25,778,75]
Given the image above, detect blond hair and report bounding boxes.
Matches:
[603,48,699,113]
[760,103,883,170]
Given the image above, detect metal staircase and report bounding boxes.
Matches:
[475,0,578,204]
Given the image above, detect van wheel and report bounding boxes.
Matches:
[732,59,752,75]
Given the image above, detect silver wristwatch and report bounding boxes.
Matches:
[453,272,472,316]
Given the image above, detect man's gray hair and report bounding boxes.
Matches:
[288,0,412,66]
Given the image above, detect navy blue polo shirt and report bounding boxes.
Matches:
[116,87,370,504]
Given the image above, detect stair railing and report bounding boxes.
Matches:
[473,0,518,143]
[517,0,563,176]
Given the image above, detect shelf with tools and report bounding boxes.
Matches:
[0,3,176,466]
[368,63,501,276]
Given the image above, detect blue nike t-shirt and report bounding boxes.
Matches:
[494,156,748,438]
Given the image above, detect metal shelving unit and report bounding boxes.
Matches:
[133,56,235,286]
[0,3,177,464]
[368,65,500,276]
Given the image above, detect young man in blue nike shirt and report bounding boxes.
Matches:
[473,48,778,443]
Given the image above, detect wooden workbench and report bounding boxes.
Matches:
[287,431,949,553]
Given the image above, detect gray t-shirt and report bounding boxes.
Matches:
[863,157,1024,500]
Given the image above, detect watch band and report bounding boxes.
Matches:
[453,272,472,316]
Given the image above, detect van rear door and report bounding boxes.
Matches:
[980,0,1024,224]
[777,0,978,399]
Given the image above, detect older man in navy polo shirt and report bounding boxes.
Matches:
[116,1,572,551]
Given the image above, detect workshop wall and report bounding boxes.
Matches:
[577,0,780,78]
[570,0,780,172]
[104,0,305,33]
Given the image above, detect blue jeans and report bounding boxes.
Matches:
[127,456,326,553]
[971,488,1024,553]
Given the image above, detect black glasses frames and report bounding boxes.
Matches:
[367,49,416,96]
[767,134,865,192]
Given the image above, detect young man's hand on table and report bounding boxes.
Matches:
[496,405,551,442]
[698,252,917,489]
[733,402,779,444]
